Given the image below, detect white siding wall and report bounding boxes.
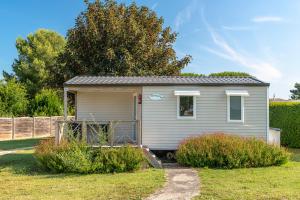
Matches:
[77,92,133,121]
[77,92,135,141]
[142,86,268,150]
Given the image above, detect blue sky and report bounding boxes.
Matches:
[1,0,299,98]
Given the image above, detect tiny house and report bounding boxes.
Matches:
[62,76,270,150]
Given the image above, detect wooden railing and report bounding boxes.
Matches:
[55,120,141,146]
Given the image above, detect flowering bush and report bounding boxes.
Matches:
[176,133,290,169]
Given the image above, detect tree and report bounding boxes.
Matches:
[30,89,63,116]
[180,73,205,77]
[209,71,251,77]
[11,29,66,96]
[0,79,28,117]
[290,83,300,100]
[63,0,191,79]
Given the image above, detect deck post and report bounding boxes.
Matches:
[109,121,114,147]
[63,88,68,143]
[82,121,87,143]
[137,120,141,147]
[63,87,68,121]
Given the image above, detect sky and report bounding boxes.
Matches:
[0,0,299,98]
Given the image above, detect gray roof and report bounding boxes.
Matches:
[64,76,269,87]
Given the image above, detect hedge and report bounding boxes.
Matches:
[176,133,289,169]
[269,102,300,148]
[35,139,145,173]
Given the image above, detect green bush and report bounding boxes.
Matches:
[35,139,145,174]
[35,139,92,173]
[0,79,28,117]
[92,146,145,173]
[176,134,289,169]
[270,102,300,148]
[209,71,251,77]
[30,89,63,116]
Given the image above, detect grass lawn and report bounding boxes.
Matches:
[195,148,300,200]
[0,149,165,200]
[0,138,43,150]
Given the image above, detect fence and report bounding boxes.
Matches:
[0,116,74,141]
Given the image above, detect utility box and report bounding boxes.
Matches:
[268,128,281,146]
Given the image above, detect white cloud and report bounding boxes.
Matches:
[222,25,255,31]
[174,0,198,31]
[200,45,233,60]
[201,13,281,81]
[252,16,283,23]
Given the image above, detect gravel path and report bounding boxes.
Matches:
[145,164,200,200]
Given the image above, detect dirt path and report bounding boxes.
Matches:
[145,164,200,200]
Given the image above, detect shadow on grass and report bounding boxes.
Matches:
[0,152,38,173]
[0,138,47,151]
[0,152,83,179]
[288,148,300,162]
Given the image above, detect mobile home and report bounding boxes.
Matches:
[63,76,270,150]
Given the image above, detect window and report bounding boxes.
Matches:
[226,90,248,123]
[230,96,242,120]
[177,96,196,119]
[228,96,244,122]
[174,90,200,119]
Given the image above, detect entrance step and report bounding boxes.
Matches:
[142,147,163,168]
[162,162,181,168]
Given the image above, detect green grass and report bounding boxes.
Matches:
[0,138,43,150]
[0,149,165,200]
[195,148,300,200]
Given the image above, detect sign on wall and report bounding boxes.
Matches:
[149,93,164,101]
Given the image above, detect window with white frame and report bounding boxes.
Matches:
[179,96,194,117]
[174,90,200,119]
[229,96,242,121]
[226,90,249,123]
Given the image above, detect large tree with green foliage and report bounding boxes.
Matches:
[30,89,63,116]
[180,73,205,77]
[10,29,66,96]
[290,83,300,100]
[209,71,251,77]
[62,0,191,79]
[0,79,28,117]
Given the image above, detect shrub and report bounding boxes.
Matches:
[176,134,290,169]
[0,79,28,117]
[35,139,92,173]
[30,89,63,116]
[92,146,145,173]
[35,139,145,173]
[270,102,300,148]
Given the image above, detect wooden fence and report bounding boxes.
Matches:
[0,116,74,141]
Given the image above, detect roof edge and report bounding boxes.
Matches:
[64,75,270,87]
[64,82,270,87]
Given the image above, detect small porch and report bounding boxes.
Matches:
[57,85,143,146]
[55,120,141,146]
